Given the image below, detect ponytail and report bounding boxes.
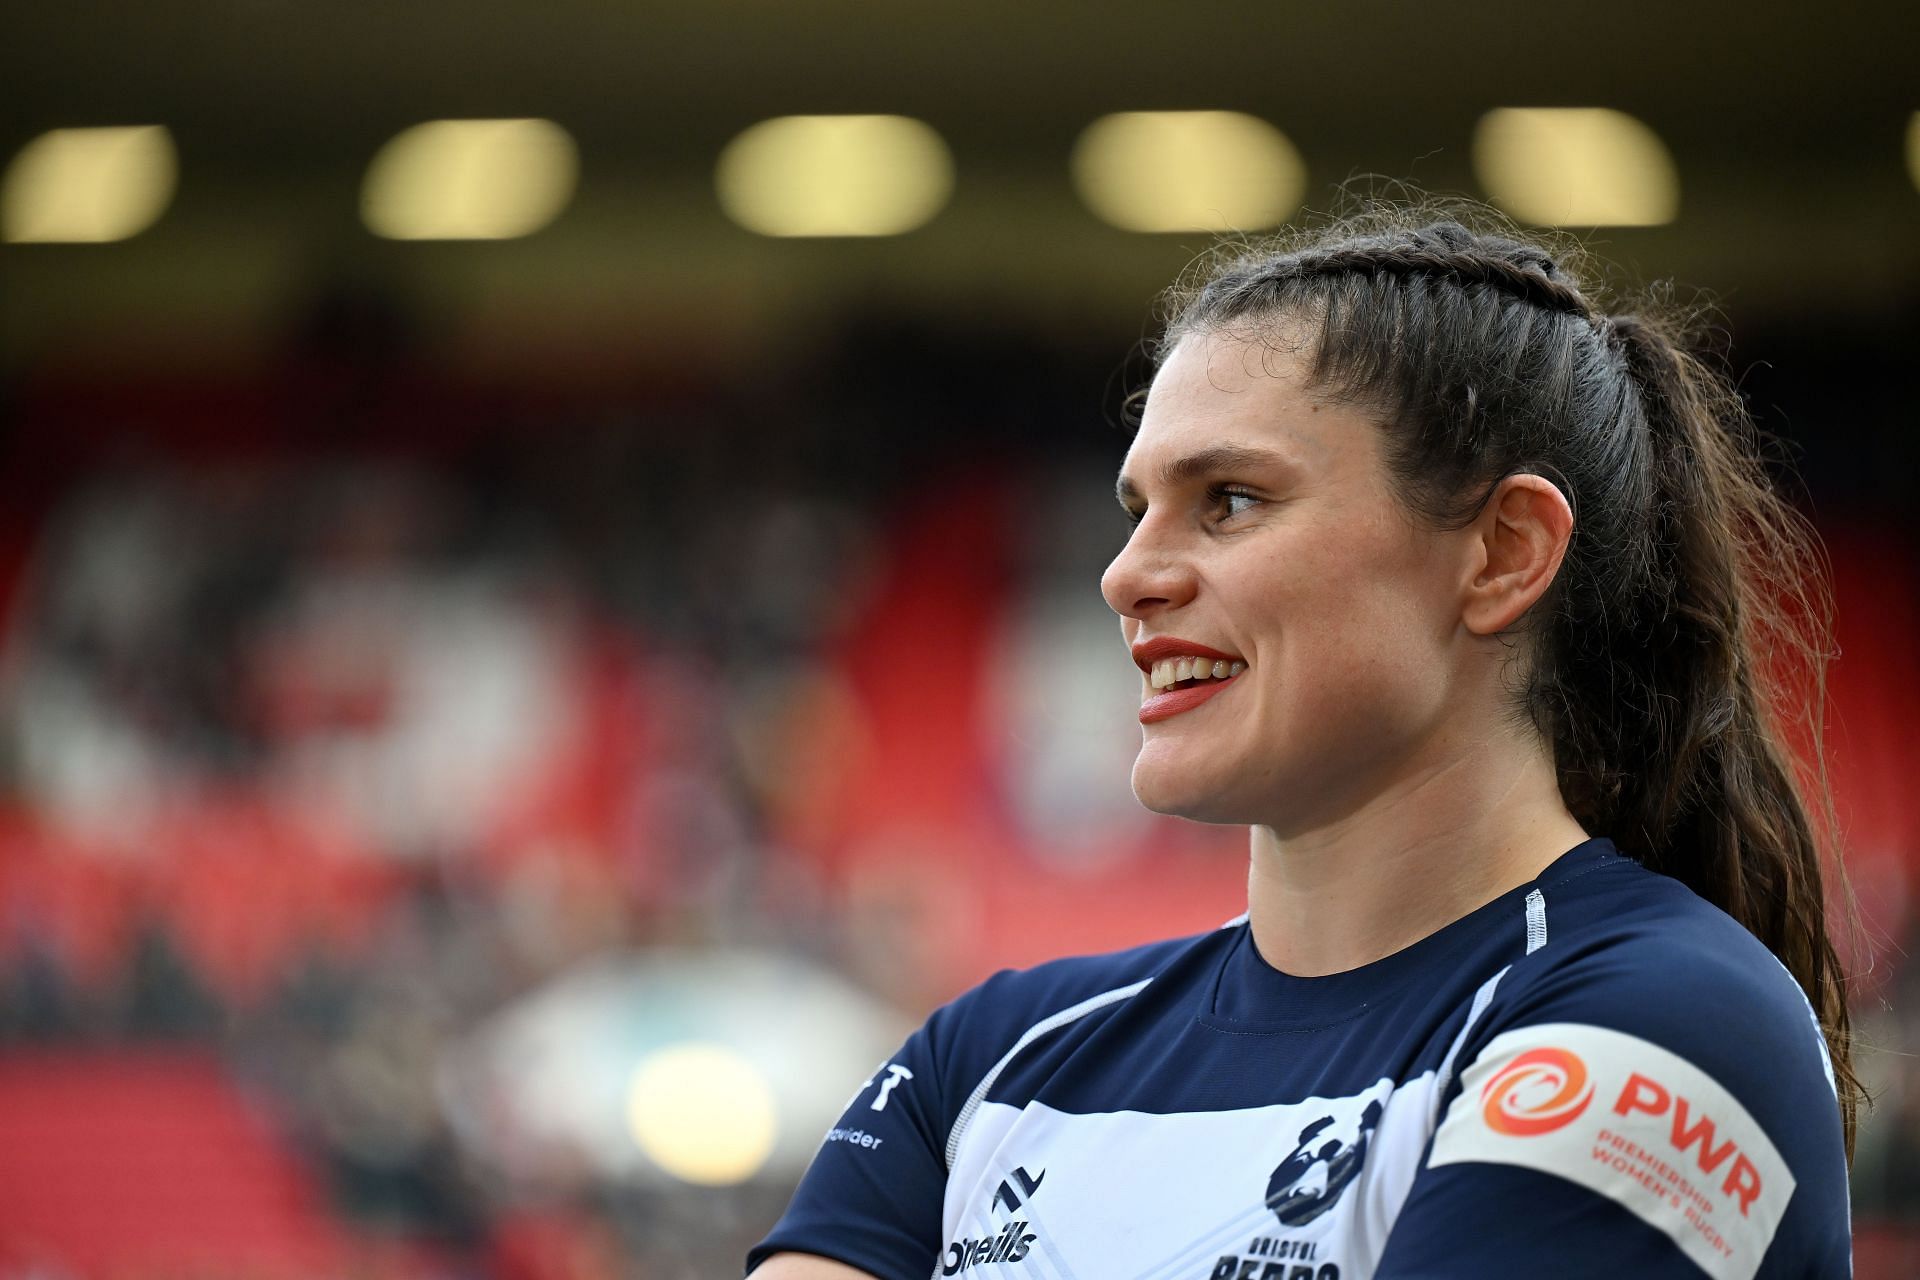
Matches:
[1582,311,1859,1150]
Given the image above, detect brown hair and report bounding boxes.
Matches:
[1155,203,1859,1152]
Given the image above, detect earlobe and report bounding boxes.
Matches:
[1461,474,1573,636]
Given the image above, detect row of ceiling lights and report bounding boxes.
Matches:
[7,110,1919,246]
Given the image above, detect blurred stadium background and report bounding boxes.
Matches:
[2,2,1918,1276]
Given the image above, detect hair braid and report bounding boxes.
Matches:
[1280,223,1598,320]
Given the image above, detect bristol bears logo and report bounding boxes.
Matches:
[1264,1100,1383,1227]
[1479,1047,1592,1137]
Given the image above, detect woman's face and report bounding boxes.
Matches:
[1100,329,1478,834]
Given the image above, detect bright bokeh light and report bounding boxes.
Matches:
[1473,107,1679,227]
[626,1041,778,1185]
[715,114,953,237]
[1071,111,1304,233]
[2,126,177,244]
[362,118,577,241]
[1906,113,1920,195]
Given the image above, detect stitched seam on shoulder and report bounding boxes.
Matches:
[1543,860,1626,895]
[943,979,1150,1170]
[1524,889,1548,954]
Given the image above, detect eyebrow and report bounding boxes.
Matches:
[1114,443,1296,507]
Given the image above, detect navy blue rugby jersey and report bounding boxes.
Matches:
[748,838,1850,1280]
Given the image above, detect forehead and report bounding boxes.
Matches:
[1118,331,1360,493]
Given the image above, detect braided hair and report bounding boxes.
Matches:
[1255,226,1595,317]
[1155,209,1860,1153]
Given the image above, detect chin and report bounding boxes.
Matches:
[1129,748,1249,826]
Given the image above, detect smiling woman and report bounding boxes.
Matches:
[748,206,1856,1280]
[1103,335,1548,845]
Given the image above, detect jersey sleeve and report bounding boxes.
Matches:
[743,939,1189,1279]
[745,1012,951,1280]
[1374,931,1851,1280]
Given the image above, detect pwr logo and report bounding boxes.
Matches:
[1612,1072,1763,1214]
[1480,1047,1593,1136]
[1430,1023,1797,1280]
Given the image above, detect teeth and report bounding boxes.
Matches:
[1145,655,1246,690]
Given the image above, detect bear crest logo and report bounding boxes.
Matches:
[1265,1099,1384,1227]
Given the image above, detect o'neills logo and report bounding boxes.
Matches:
[1482,1047,1594,1136]
[942,1221,1034,1274]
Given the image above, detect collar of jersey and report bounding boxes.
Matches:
[1198,836,1622,1032]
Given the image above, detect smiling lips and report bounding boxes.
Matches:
[1130,638,1246,724]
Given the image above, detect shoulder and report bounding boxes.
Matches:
[930,925,1224,1056]
[1495,854,1836,1099]
[909,924,1228,1119]
[1421,854,1848,1272]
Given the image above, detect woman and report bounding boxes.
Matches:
[748,211,1856,1278]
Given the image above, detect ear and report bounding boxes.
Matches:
[1461,473,1573,636]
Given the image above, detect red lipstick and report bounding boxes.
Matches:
[1130,636,1246,724]
[1139,676,1240,723]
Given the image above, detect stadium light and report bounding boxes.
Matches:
[1907,112,1920,195]
[627,1041,779,1185]
[361,118,577,240]
[1071,111,1305,234]
[2,126,177,244]
[1473,107,1679,227]
[715,114,954,237]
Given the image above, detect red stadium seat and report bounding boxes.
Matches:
[0,1050,351,1277]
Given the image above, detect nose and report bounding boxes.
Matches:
[1100,519,1198,621]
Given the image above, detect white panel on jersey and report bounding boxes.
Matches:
[940,1074,1442,1280]
[1428,964,1510,1129]
[1428,1022,1794,1280]
[945,980,1152,1169]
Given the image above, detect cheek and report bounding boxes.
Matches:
[1252,546,1450,719]
[1255,624,1407,732]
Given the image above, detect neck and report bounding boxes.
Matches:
[1245,730,1588,977]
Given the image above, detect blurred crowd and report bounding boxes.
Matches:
[0,290,1916,1277]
